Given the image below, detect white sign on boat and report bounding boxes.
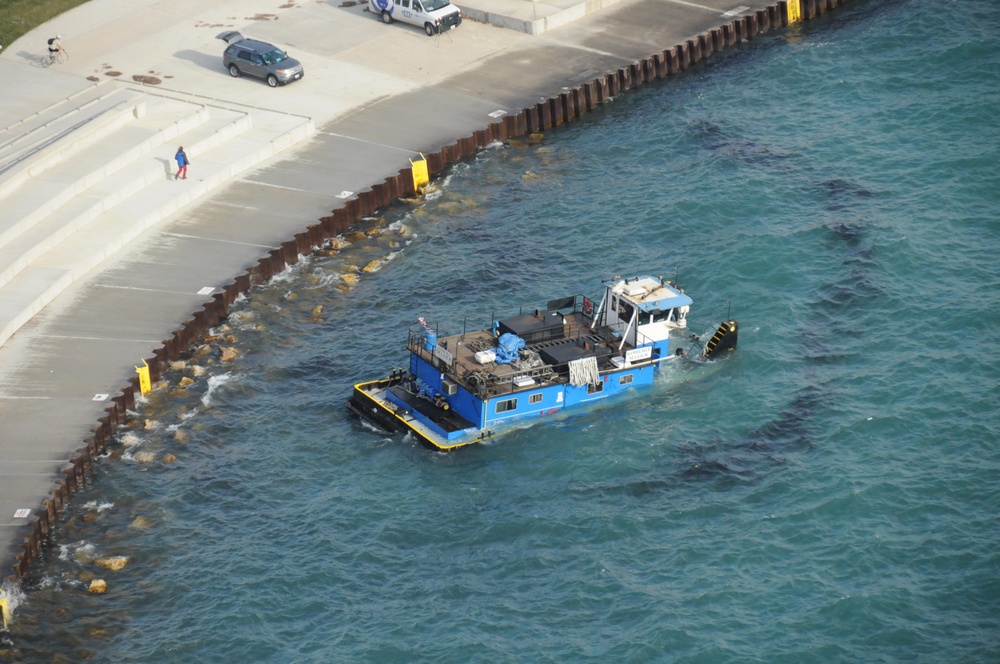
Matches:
[434,345,453,365]
[625,346,652,364]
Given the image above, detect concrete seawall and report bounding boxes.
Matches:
[2,0,854,588]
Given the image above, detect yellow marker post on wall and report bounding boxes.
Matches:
[786,0,802,24]
[410,153,429,191]
[1,589,11,628]
[135,359,151,396]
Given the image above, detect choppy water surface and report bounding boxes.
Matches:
[5,1,1000,661]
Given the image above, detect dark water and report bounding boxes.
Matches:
[4,1,1000,661]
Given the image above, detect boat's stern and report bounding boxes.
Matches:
[348,375,485,450]
[348,377,408,435]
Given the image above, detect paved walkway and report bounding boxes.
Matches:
[0,0,779,582]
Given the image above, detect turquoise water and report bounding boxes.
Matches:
[5,1,1000,661]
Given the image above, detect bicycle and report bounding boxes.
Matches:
[41,49,68,67]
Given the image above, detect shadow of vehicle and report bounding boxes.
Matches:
[172,49,229,74]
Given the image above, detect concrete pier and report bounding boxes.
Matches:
[0,0,845,585]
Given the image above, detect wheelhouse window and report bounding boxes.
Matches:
[617,299,634,322]
[496,398,517,413]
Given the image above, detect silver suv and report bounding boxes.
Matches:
[216,31,304,87]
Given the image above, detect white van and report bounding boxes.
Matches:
[369,0,462,36]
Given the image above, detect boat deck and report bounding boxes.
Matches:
[410,310,633,398]
[387,385,476,433]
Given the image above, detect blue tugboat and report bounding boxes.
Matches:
[349,275,738,450]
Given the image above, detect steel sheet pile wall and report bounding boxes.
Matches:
[9,0,851,582]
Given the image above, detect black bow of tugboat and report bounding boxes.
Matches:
[703,320,739,359]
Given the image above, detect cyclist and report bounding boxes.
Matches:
[47,34,63,59]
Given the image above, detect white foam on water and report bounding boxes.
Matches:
[58,541,95,563]
[120,432,141,446]
[269,259,308,285]
[202,372,235,408]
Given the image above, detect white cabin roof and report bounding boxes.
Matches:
[604,275,693,312]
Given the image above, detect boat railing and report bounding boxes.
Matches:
[448,331,627,397]
[405,297,648,397]
[464,363,558,390]
[410,295,594,341]
[500,294,584,323]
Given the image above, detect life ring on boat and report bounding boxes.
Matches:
[582,298,593,316]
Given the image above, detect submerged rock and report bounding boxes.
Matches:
[95,556,128,571]
[88,579,107,594]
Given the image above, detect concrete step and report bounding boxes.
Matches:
[0,98,215,252]
[0,102,313,349]
[458,0,625,34]
[0,85,141,192]
[0,266,71,349]
[0,106,252,290]
[0,80,124,148]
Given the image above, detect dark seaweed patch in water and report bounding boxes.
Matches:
[612,478,675,497]
[592,386,828,495]
[843,248,876,266]
[567,476,671,498]
[821,179,873,212]
[692,118,723,142]
[822,179,872,198]
[688,118,790,165]
[687,383,824,482]
[681,459,753,479]
[800,326,853,364]
[829,221,867,243]
[744,387,823,453]
[812,274,882,314]
[816,283,863,311]
[848,266,882,296]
